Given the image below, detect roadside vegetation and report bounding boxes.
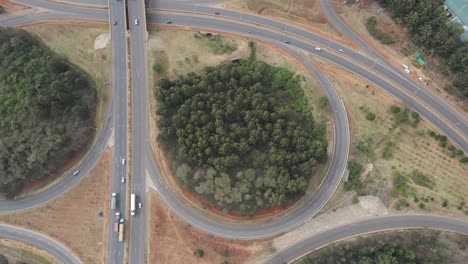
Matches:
[0,5,4,14]
[311,54,467,216]
[365,16,394,44]
[297,230,467,264]
[0,27,97,198]
[154,52,328,214]
[378,0,467,98]
[194,33,237,55]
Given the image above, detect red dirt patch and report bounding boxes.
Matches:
[148,191,271,264]
[0,0,30,13]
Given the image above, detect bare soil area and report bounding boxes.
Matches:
[313,55,468,219]
[333,0,467,110]
[147,191,272,264]
[0,149,111,264]
[0,238,60,264]
[147,29,333,223]
[0,0,31,14]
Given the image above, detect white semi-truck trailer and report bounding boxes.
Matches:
[130,193,135,216]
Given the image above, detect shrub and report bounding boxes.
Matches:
[419,202,425,209]
[442,199,448,207]
[318,96,328,108]
[153,63,165,74]
[366,112,376,121]
[390,105,401,113]
[365,16,395,44]
[194,249,204,258]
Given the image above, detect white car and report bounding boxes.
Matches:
[138,202,142,209]
[121,158,125,165]
[338,49,344,53]
[315,47,321,51]
[121,177,125,183]
[134,19,138,25]
[72,170,80,176]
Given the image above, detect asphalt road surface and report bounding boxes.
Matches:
[127,1,150,263]
[105,0,128,263]
[0,224,82,264]
[1,1,467,263]
[151,2,468,153]
[263,215,468,263]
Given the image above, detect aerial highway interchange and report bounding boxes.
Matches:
[0,0,467,263]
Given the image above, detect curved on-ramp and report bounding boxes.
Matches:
[0,224,82,264]
[262,214,468,263]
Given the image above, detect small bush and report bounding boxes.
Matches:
[442,199,448,207]
[419,202,425,209]
[318,96,328,108]
[366,112,376,121]
[460,156,468,163]
[153,63,165,74]
[366,16,394,44]
[194,249,204,258]
[390,105,401,114]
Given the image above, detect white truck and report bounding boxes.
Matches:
[111,193,117,210]
[130,193,136,216]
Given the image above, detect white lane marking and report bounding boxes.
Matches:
[108,129,114,147]
[145,170,157,192]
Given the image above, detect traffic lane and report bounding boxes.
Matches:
[263,215,468,264]
[107,0,127,263]
[0,224,82,264]
[12,0,107,17]
[107,0,125,262]
[128,0,148,262]
[148,13,468,153]
[151,5,468,135]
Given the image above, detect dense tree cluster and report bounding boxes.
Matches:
[379,0,468,97]
[0,28,96,197]
[155,59,327,213]
[298,231,451,264]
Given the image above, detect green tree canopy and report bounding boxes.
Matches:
[154,59,327,213]
[0,27,97,197]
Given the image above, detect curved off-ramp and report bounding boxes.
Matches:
[262,215,468,263]
[0,224,82,264]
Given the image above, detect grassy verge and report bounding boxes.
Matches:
[298,230,468,263]
[313,56,467,217]
[0,149,110,264]
[224,0,339,37]
[0,239,60,264]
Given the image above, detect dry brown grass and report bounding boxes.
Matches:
[0,238,60,264]
[0,0,30,14]
[0,149,111,264]
[224,0,345,41]
[313,56,467,218]
[147,191,272,264]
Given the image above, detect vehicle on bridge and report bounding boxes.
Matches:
[131,193,136,216]
[118,218,125,241]
[111,193,117,210]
